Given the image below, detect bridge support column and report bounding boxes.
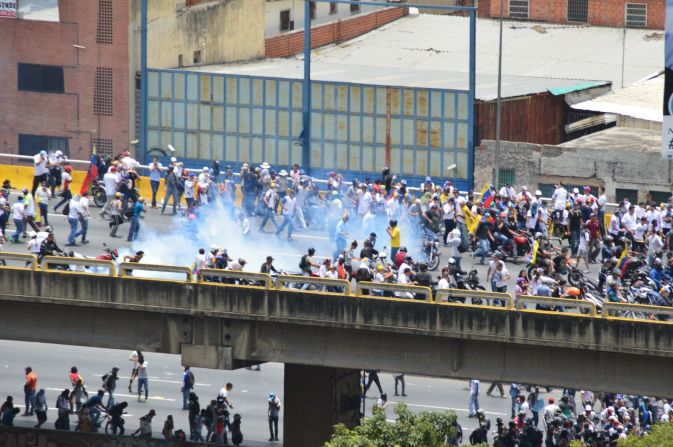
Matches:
[283,364,360,447]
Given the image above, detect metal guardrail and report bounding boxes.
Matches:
[0,252,37,270]
[275,274,351,295]
[516,295,597,316]
[118,262,193,282]
[197,269,272,289]
[356,282,433,302]
[40,256,117,276]
[602,302,673,321]
[435,288,512,308]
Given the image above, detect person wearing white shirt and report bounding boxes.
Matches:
[35,183,51,227]
[10,197,25,243]
[620,206,637,234]
[27,232,41,258]
[21,188,39,235]
[396,267,414,299]
[66,195,82,246]
[148,156,163,208]
[357,186,372,219]
[78,192,90,244]
[437,267,451,301]
[633,217,649,251]
[551,185,568,212]
[183,175,196,208]
[101,167,119,217]
[608,213,621,237]
[32,150,49,196]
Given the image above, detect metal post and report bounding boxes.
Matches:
[302,0,312,170]
[621,28,626,88]
[140,0,148,160]
[468,10,476,190]
[494,0,504,189]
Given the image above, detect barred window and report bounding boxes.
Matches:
[509,0,529,19]
[567,0,588,22]
[498,169,515,189]
[96,0,113,44]
[625,3,647,28]
[616,188,638,204]
[94,67,113,117]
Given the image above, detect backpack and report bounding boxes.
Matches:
[457,241,467,253]
[299,255,308,271]
[187,371,195,387]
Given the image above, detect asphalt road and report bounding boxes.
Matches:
[0,340,577,445]
[0,197,602,444]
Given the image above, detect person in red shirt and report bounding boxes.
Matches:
[23,367,37,416]
[586,214,601,263]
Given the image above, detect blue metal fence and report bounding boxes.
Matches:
[146,69,472,189]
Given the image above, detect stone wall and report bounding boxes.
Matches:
[475,137,671,202]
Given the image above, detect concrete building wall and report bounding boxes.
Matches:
[264,0,382,37]
[0,0,131,160]
[475,138,670,202]
[137,0,265,69]
[265,6,408,58]
[485,0,664,30]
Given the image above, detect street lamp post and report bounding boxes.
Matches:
[494,0,504,189]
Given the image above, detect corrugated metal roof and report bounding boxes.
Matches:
[571,72,663,122]
[191,14,663,100]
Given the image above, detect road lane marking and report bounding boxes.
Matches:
[46,388,175,402]
[390,402,504,416]
[103,375,211,387]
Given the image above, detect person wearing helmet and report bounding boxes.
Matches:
[387,219,401,258]
[649,256,671,289]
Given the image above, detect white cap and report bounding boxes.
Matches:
[203,167,209,172]
[573,187,579,194]
[585,404,592,411]
[55,150,62,156]
[535,190,542,196]
[171,157,177,162]
[521,185,528,191]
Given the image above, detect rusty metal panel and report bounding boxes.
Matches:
[226,136,236,162]
[310,143,322,169]
[252,79,263,107]
[363,87,375,114]
[278,111,290,138]
[337,115,348,141]
[148,101,159,127]
[430,121,441,148]
[390,118,401,146]
[312,83,322,109]
[264,138,276,165]
[415,149,428,175]
[226,77,237,104]
[337,143,348,170]
[390,88,402,116]
[417,90,429,117]
[239,137,250,161]
[200,75,211,103]
[161,102,172,128]
[430,91,441,118]
[350,86,362,113]
[199,133,212,159]
[265,110,276,136]
[238,107,250,134]
[213,77,224,103]
[161,72,172,100]
[213,106,224,132]
[174,73,185,100]
[444,92,455,119]
[363,116,374,143]
[147,71,159,98]
[186,132,198,158]
[187,104,198,129]
[324,84,335,111]
[362,146,374,172]
[186,73,198,101]
[401,149,414,175]
[174,103,185,129]
[324,142,335,169]
[252,109,263,134]
[278,81,290,107]
[278,139,289,166]
[349,146,361,171]
[337,85,348,112]
[403,89,414,117]
[416,120,428,147]
[265,80,276,107]
[429,151,441,178]
[291,82,302,110]
[251,137,263,163]
[199,105,211,131]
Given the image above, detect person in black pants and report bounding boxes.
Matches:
[363,370,384,396]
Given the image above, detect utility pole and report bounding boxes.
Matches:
[494,0,504,188]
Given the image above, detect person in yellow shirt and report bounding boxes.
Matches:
[387,219,401,258]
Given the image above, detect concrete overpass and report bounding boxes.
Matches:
[2,266,673,445]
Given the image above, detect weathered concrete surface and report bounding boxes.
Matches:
[1,269,673,396]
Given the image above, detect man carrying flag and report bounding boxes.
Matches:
[80,146,99,196]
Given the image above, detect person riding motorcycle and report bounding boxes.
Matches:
[38,232,63,263]
[359,239,379,260]
[494,212,515,253]
[533,233,554,274]
[415,263,433,287]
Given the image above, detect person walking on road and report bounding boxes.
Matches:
[182,366,195,410]
[468,379,480,417]
[23,367,37,416]
[108,192,124,237]
[363,370,384,397]
[128,350,142,392]
[102,367,119,409]
[127,197,146,242]
[393,372,406,397]
[55,388,71,430]
[137,357,149,403]
[32,389,47,428]
[268,392,281,442]
[487,381,505,398]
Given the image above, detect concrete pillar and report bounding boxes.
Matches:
[283,364,360,447]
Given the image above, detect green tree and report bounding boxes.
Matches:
[324,403,484,447]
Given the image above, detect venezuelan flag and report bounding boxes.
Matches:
[480,184,493,208]
[617,246,628,273]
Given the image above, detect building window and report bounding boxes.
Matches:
[96,0,113,44]
[92,138,113,158]
[94,67,113,117]
[650,190,670,205]
[310,1,316,20]
[350,1,360,13]
[509,0,529,19]
[193,50,201,64]
[280,9,292,31]
[330,2,338,14]
[18,63,64,94]
[625,3,647,28]
[18,134,69,157]
[498,169,515,189]
[616,188,638,204]
[567,0,588,22]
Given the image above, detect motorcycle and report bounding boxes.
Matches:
[420,238,440,271]
[96,243,118,262]
[92,179,107,208]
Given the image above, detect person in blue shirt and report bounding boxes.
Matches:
[1,407,19,426]
[127,197,146,242]
[649,258,671,289]
[181,366,195,411]
[83,390,106,427]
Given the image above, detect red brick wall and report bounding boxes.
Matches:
[0,0,130,160]
[266,7,408,58]
[485,0,663,29]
